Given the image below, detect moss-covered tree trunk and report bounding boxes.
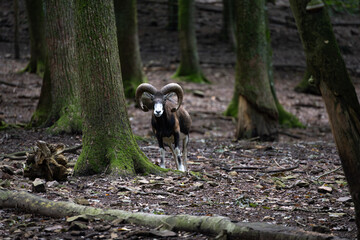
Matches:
[114,0,147,98]
[290,1,360,238]
[24,0,46,75]
[234,0,278,140]
[42,0,81,134]
[294,67,321,95]
[74,1,160,176]
[172,0,209,83]
[225,2,301,129]
[167,0,178,31]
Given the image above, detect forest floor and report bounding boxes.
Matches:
[1,0,360,239]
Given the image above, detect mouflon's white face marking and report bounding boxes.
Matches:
[154,102,164,117]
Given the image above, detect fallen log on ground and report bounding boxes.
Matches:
[0,189,346,239]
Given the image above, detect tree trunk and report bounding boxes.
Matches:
[74,1,160,176]
[290,1,360,238]
[23,0,46,75]
[221,0,236,48]
[14,0,20,59]
[0,189,345,240]
[29,61,52,127]
[265,7,303,128]
[234,0,278,140]
[224,79,240,117]
[114,0,147,99]
[294,67,321,95]
[167,0,178,31]
[172,0,209,83]
[42,0,81,134]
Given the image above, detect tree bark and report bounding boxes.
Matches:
[114,0,147,99]
[29,61,52,127]
[74,1,160,176]
[234,0,278,140]
[14,0,20,59]
[265,7,303,128]
[167,0,178,31]
[172,0,209,83]
[221,0,236,48]
[26,0,51,127]
[0,189,345,240]
[290,1,360,238]
[23,0,46,75]
[42,0,81,134]
[294,67,321,95]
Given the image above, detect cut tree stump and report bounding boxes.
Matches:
[0,189,346,240]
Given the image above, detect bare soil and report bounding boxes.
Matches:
[1,0,360,239]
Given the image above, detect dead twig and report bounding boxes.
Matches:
[272,158,282,168]
[295,220,307,227]
[248,136,261,142]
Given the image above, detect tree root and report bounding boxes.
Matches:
[2,144,82,161]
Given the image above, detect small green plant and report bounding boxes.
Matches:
[234,195,258,208]
[152,210,164,215]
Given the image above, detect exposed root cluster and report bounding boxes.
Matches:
[24,140,70,181]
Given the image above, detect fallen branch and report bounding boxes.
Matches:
[59,144,82,155]
[232,165,268,170]
[2,150,29,160]
[5,150,28,157]
[229,164,299,174]
[315,166,343,181]
[262,164,300,174]
[293,103,323,109]
[2,155,27,160]
[278,131,302,139]
[0,79,18,87]
[0,189,345,240]
[202,171,216,179]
